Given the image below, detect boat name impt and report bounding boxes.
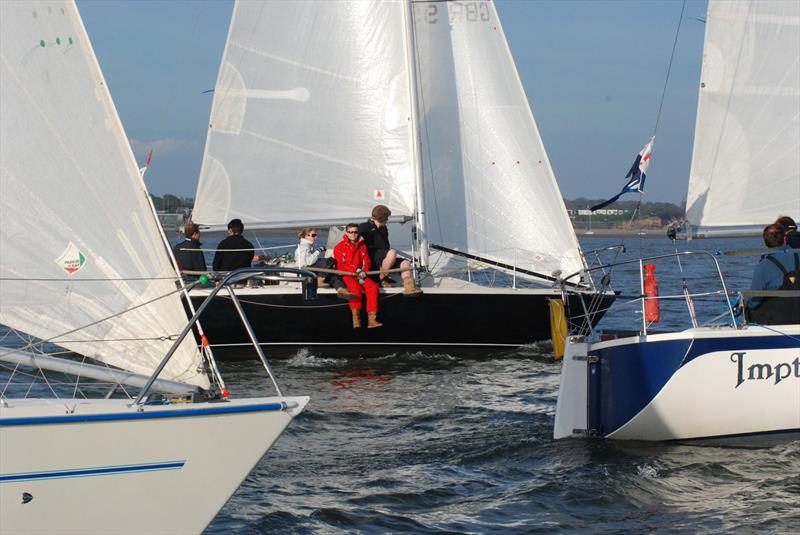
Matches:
[730,352,800,388]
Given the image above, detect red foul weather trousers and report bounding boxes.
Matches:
[342,275,379,312]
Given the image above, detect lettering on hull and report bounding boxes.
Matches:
[731,351,800,388]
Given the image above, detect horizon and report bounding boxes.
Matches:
[78,0,708,204]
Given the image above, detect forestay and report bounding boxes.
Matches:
[194,0,415,228]
[0,1,208,387]
[685,0,800,232]
[412,1,585,279]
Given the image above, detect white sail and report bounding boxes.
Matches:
[0,1,208,387]
[685,0,800,233]
[412,1,585,279]
[194,0,415,228]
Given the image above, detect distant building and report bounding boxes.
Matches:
[570,209,628,216]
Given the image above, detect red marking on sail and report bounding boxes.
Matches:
[145,149,153,167]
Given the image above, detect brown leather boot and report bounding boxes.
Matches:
[337,287,357,300]
[403,276,423,297]
[367,312,383,328]
[351,308,361,329]
[317,276,330,288]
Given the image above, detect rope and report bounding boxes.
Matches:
[652,0,688,138]
[222,290,404,310]
[0,285,188,360]
[747,324,800,343]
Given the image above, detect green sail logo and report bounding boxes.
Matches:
[56,242,86,274]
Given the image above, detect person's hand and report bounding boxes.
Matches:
[318,246,326,252]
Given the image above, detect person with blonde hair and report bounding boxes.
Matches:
[295,228,354,300]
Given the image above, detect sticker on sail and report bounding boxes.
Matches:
[55,242,86,274]
[374,190,385,201]
[532,254,545,262]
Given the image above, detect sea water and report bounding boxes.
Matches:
[206,236,800,533]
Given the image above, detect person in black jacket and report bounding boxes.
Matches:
[213,218,255,272]
[172,223,207,279]
[357,205,422,296]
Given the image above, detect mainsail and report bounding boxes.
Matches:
[194,0,585,280]
[194,0,415,227]
[685,0,800,235]
[0,1,208,387]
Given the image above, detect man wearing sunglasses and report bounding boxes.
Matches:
[333,223,382,329]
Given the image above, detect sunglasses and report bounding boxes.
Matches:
[309,233,317,237]
[345,230,358,234]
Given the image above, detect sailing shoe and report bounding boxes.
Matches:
[351,308,362,329]
[403,277,423,297]
[367,312,383,329]
[380,276,395,288]
[317,276,330,288]
[337,287,357,300]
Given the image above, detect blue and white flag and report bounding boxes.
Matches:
[591,137,654,211]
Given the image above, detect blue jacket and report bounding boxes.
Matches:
[749,248,798,309]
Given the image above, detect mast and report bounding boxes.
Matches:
[402,0,429,269]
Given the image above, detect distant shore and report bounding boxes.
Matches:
[573,227,666,238]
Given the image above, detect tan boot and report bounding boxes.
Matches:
[403,276,423,297]
[337,287,357,300]
[351,308,362,329]
[317,276,330,288]
[367,312,383,329]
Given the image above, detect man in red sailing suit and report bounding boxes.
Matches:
[333,223,382,329]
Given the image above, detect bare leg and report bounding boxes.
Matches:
[399,259,412,281]
[381,249,397,274]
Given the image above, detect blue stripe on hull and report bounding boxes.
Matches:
[0,401,285,427]
[1,461,185,483]
[590,334,799,437]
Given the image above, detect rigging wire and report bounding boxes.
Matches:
[652,0,688,139]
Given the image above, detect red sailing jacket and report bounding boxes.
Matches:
[333,236,371,274]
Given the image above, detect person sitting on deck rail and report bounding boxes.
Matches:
[745,223,800,325]
[172,222,206,279]
[775,215,800,249]
[213,218,255,272]
[357,204,422,297]
[295,228,355,300]
[334,223,382,329]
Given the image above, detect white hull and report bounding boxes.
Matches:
[555,326,800,441]
[0,396,308,534]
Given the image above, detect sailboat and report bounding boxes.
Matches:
[189,0,614,355]
[0,2,307,533]
[554,0,800,442]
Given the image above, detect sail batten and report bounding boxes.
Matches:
[685,0,800,230]
[0,1,208,387]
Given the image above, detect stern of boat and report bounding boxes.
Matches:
[554,336,590,439]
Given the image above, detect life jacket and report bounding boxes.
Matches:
[748,253,800,325]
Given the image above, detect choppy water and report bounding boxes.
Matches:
[205,237,800,534]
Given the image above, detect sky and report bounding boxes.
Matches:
[77,0,709,204]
